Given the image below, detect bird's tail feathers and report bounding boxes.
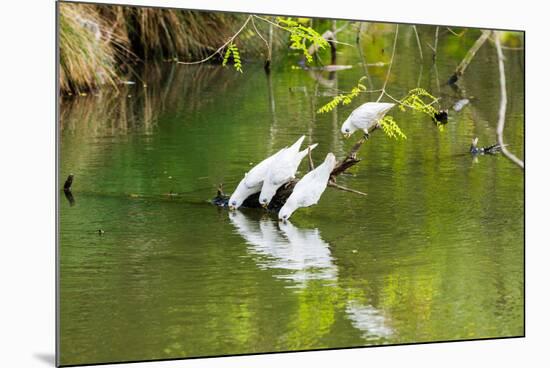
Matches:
[288,135,306,152]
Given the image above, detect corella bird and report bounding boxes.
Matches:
[228,148,285,210]
[278,152,337,221]
[341,102,395,138]
[259,135,318,207]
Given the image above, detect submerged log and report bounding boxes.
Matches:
[63,174,74,192]
[63,174,75,206]
[212,131,373,212]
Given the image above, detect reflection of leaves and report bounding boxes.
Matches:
[284,282,347,349]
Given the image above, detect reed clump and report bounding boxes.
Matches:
[59,3,253,94]
[60,3,126,93]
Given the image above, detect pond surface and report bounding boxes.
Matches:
[59,25,524,365]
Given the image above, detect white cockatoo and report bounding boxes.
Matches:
[228,148,285,210]
[278,152,337,221]
[341,102,395,138]
[259,135,318,207]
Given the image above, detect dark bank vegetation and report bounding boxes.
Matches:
[60,3,273,93]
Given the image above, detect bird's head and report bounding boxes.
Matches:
[341,118,356,138]
[228,199,238,211]
[228,189,244,211]
[259,185,277,209]
[278,204,294,222]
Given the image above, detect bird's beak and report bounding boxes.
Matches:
[343,133,351,139]
[261,203,268,209]
[228,205,236,211]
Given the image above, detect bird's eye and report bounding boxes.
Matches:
[345,128,350,133]
[262,198,267,203]
[283,215,287,219]
[231,201,236,206]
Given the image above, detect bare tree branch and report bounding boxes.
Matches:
[412,25,424,61]
[494,32,525,169]
[448,30,490,84]
[308,146,315,171]
[433,26,439,62]
[328,181,367,195]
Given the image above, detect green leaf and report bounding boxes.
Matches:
[379,115,407,140]
[222,43,243,73]
[276,17,329,63]
[317,79,366,113]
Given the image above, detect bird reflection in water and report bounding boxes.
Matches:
[228,211,337,286]
[228,211,393,340]
[345,300,393,341]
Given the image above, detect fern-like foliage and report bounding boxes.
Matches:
[317,78,367,113]
[276,17,329,63]
[222,43,243,73]
[379,115,407,140]
[398,88,438,115]
[399,88,445,130]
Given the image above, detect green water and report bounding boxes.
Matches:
[59,26,524,365]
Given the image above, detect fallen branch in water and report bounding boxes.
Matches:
[494,32,524,169]
[213,133,372,211]
[448,30,490,84]
[63,174,74,192]
[328,181,367,196]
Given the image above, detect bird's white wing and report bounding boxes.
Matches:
[351,104,381,130]
[292,171,326,208]
[352,102,395,131]
[268,151,299,186]
[244,148,285,188]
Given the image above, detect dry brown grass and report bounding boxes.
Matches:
[59,3,256,94]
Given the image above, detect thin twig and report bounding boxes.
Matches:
[328,181,367,196]
[433,26,439,62]
[177,16,252,65]
[253,15,353,47]
[448,30,490,84]
[494,32,524,169]
[446,27,466,37]
[412,25,424,61]
[356,22,373,89]
[308,147,315,171]
[334,22,349,35]
[376,25,399,102]
[251,17,269,52]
